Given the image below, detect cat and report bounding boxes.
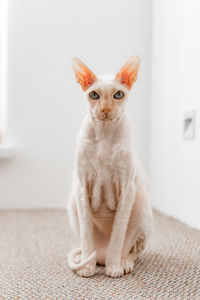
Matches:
[67,55,153,278]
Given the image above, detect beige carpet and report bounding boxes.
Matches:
[0,210,200,300]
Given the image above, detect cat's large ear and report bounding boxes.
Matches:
[72,58,97,91]
[115,55,140,90]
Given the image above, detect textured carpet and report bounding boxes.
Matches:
[0,209,200,299]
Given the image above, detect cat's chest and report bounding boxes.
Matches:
[95,139,113,164]
[80,138,130,172]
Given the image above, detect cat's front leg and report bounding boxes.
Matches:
[105,184,136,278]
[75,183,96,277]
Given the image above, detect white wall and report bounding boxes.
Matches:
[0,0,152,209]
[0,0,8,137]
[0,1,3,134]
[150,0,200,229]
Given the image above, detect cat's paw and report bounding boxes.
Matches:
[76,264,96,277]
[105,265,124,278]
[132,234,146,257]
[121,256,134,274]
[135,235,146,253]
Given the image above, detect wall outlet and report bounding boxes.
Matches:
[183,110,195,140]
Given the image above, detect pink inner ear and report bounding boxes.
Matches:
[76,69,96,91]
[116,65,138,90]
[116,56,140,89]
[72,58,96,91]
[118,69,133,89]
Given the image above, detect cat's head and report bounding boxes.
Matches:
[72,55,140,122]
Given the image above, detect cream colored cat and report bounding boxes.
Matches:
[67,55,153,278]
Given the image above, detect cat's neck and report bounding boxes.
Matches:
[84,112,131,143]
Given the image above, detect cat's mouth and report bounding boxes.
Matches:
[92,111,116,122]
[99,116,113,122]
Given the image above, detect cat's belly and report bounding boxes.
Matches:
[92,202,115,234]
[92,202,115,265]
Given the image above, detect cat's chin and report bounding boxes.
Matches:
[100,117,112,122]
[90,113,120,123]
[98,116,115,122]
[97,116,121,124]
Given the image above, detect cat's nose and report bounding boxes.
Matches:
[101,107,111,114]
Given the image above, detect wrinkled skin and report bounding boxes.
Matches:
[67,56,153,278]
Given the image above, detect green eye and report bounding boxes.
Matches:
[113,90,124,99]
[89,91,100,100]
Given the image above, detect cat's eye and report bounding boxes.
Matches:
[113,90,124,99]
[89,91,100,100]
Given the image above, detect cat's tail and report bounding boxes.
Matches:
[67,247,96,271]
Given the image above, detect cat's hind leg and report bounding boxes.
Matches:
[121,233,146,274]
[67,193,80,238]
[121,251,135,274]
